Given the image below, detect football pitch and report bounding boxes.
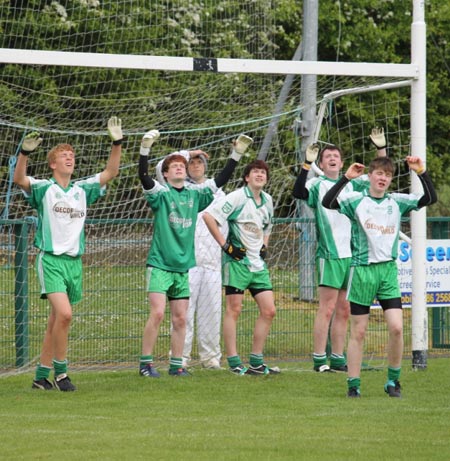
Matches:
[1,359,449,460]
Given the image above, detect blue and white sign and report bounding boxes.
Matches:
[397,239,450,307]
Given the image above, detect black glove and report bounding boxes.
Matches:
[222,242,246,261]
[259,244,267,260]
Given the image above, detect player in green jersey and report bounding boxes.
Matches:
[322,156,437,398]
[138,130,250,377]
[293,128,387,373]
[13,117,123,391]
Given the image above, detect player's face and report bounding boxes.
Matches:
[164,161,187,183]
[188,157,205,183]
[319,148,343,178]
[368,168,393,196]
[245,168,267,190]
[50,150,75,176]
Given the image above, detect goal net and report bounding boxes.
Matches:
[0,2,415,372]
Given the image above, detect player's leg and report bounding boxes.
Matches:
[346,265,376,397]
[378,261,403,397]
[196,268,222,368]
[167,271,190,376]
[224,290,245,373]
[32,308,56,390]
[381,302,403,397]
[183,267,200,367]
[313,285,339,372]
[329,289,350,371]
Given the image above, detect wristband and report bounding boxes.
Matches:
[140,146,150,156]
[415,167,425,175]
[20,150,31,156]
[230,150,242,162]
[302,163,311,170]
[112,139,123,146]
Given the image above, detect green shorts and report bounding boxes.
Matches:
[317,257,350,289]
[222,261,272,292]
[36,252,83,305]
[347,260,400,307]
[146,266,190,299]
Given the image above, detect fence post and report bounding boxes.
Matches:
[14,221,29,367]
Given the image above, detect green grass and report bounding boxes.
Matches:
[1,359,449,460]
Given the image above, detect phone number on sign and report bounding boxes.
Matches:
[401,291,450,306]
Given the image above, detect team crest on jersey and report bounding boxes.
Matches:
[387,205,393,214]
[221,201,233,214]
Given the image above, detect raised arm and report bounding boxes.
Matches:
[13,132,43,193]
[406,156,438,208]
[322,162,365,209]
[99,116,123,187]
[214,134,253,188]
[138,129,160,190]
[292,144,319,200]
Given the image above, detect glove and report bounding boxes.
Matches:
[369,127,386,149]
[259,244,267,260]
[222,242,246,261]
[20,132,43,155]
[108,116,123,145]
[140,129,160,156]
[305,144,319,164]
[231,134,253,161]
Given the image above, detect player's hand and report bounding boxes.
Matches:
[140,129,160,156]
[233,134,253,155]
[189,149,209,159]
[369,127,386,149]
[344,162,365,180]
[20,132,43,155]
[406,156,425,174]
[259,244,267,260]
[222,242,246,261]
[108,116,123,144]
[305,144,319,164]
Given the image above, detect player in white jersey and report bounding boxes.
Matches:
[293,128,387,373]
[155,143,249,370]
[203,160,280,376]
[322,156,437,398]
[13,117,123,391]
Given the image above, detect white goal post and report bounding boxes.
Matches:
[0,0,429,368]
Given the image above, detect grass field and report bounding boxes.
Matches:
[1,359,449,461]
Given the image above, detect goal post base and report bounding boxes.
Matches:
[412,350,428,370]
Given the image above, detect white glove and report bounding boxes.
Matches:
[21,132,43,155]
[108,116,123,143]
[369,127,386,149]
[305,144,319,164]
[231,134,253,161]
[140,129,160,156]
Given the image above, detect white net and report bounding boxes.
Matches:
[0,2,414,372]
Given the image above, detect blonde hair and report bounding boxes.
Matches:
[47,144,75,167]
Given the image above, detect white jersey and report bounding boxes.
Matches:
[207,186,273,272]
[337,189,420,265]
[195,189,227,271]
[23,174,104,257]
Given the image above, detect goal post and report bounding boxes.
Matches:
[0,0,429,371]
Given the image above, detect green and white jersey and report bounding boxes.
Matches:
[337,189,420,265]
[144,179,216,272]
[306,175,368,259]
[23,174,104,257]
[207,186,273,272]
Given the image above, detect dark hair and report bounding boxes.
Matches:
[161,154,188,173]
[318,145,343,163]
[368,157,395,175]
[242,159,270,184]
